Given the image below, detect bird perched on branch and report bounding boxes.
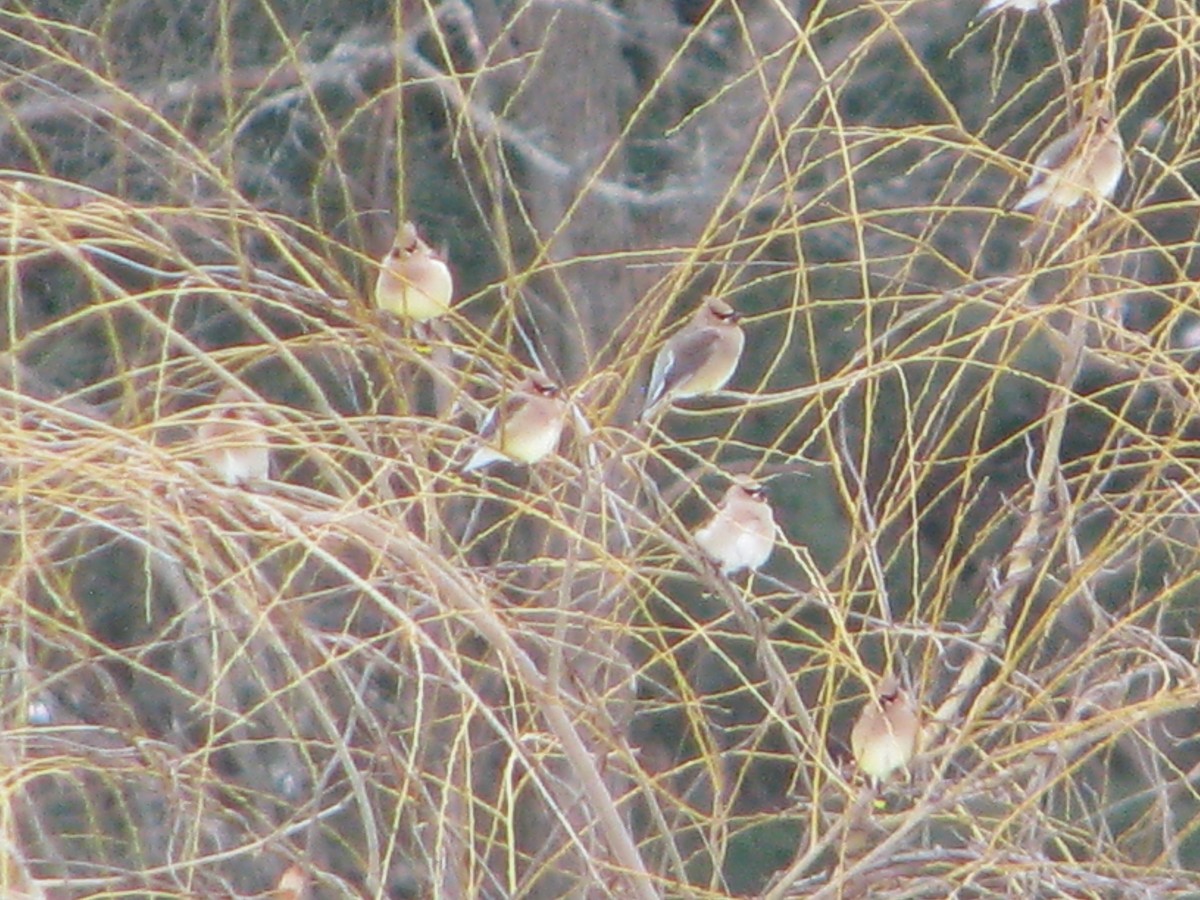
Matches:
[641,297,744,421]
[463,372,567,473]
[1013,108,1124,214]
[374,221,453,324]
[694,476,777,576]
[198,386,271,486]
[850,674,920,788]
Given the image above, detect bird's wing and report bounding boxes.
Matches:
[479,392,529,443]
[1031,130,1079,182]
[657,329,722,398]
[644,345,676,411]
[1014,131,1074,210]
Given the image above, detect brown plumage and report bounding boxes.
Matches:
[463,372,568,472]
[850,674,920,787]
[374,221,453,323]
[693,476,777,575]
[641,297,744,420]
[1014,109,1124,213]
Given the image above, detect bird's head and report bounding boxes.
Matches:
[702,297,741,326]
[525,371,561,398]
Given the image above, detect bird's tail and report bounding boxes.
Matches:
[462,445,503,473]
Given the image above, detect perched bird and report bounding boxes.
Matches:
[641,297,744,420]
[1013,110,1124,213]
[693,476,777,576]
[198,386,271,486]
[374,221,453,323]
[463,372,567,473]
[977,0,1062,16]
[850,674,920,788]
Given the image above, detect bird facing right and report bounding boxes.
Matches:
[693,476,777,576]
[374,221,453,323]
[1013,109,1124,213]
[850,674,920,787]
[641,297,744,421]
[462,372,568,473]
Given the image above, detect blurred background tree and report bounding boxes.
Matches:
[2,0,1200,896]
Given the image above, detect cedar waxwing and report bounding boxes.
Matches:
[641,297,744,420]
[850,675,920,787]
[1013,109,1124,213]
[463,372,567,472]
[693,476,777,575]
[977,0,1062,15]
[198,387,271,486]
[374,221,453,323]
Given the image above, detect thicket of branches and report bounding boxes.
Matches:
[2,0,1200,897]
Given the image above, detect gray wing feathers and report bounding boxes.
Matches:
[648,331,720,408]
